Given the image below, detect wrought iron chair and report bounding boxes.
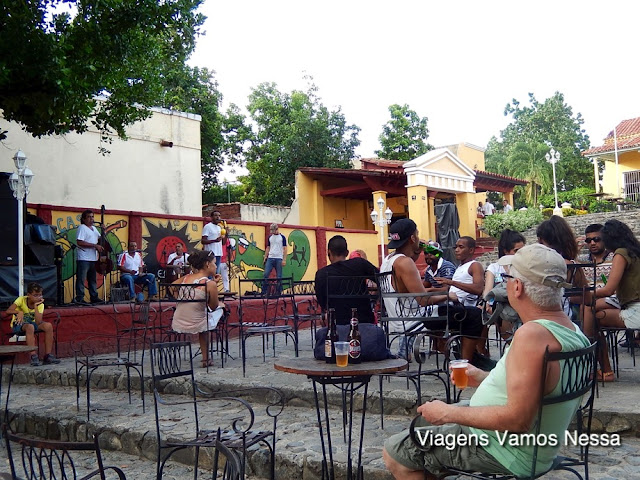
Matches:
[74,302,152,420]
[229,277,297,376]
[287,280,323,347]
[159,281,227,370]
[376,271,456,426]
[409,342,598,480]
[3,424,126,480]
[149,341,283,480]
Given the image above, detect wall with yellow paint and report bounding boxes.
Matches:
[602,151,640,197]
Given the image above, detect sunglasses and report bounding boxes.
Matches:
[585,237,602,244]
[501,274,515,281]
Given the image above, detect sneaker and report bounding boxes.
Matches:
[30,354,41,367]
[43,354,61,365]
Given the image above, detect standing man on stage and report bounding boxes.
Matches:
[201,211,222,270]
[118,242,158,302]
[75,209,103,305]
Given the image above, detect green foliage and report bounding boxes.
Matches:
[375,104,433,161]
[239,80,360,206]
[0,0,205,140]
[485,92,593,205]
[203,183,245,204]
[562,207,576,217]
[482,209,543,238]
[542,208,554,219]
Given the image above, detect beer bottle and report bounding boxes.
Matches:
[348,307,361,364]
[325,308,337,364]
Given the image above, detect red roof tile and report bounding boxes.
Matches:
[583,117,640,156]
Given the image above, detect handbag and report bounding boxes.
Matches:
[313,323,393,361]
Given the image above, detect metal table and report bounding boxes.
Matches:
[275,357,407,480]
[0,345,38,424]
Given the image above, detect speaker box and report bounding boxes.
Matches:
[0,265,57,305]
[0,172,25,266]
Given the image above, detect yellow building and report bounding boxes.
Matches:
[583,117,640,201]
[293,143,526,265]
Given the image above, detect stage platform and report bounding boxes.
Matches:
[1,295,312,361]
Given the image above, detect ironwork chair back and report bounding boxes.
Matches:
[321,274,378,326]
[411,341,597,480]
[3,424,126,480]
[290,280,323,344]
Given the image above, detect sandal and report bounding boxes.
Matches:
[201,359,214,368]
[596,370,615,382]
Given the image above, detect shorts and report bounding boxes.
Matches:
[620,302,640,329]
[384,421,510,477]
[12,320,40,335]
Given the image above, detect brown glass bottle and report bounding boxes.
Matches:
[325,308,337,363]
[348,307,361,364]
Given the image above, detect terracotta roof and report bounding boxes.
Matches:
[583,117,640,156]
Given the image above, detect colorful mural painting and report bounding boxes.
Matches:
[226,227,311,285]
[46,207,323,302]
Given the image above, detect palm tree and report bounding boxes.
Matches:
[505,142,552,206]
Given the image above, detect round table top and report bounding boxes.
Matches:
[274,357,408,377]
[0,345,38,356]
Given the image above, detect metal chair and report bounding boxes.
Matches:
[74,302,152,420]
[149,341,283,480]
[229,277,297,376]
[3,424,126,480]
[288,280,323,347]
[410,342,598,480]
[376,272,456,426]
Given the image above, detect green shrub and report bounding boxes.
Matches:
[542,208,554,219]
[576,209,588,215]
[482,209,543,238]
[562,207,576,217]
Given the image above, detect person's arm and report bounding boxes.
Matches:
[5,301,22,324]
[436,261,485,296]
[34,302,44,323]
[418,322,549,432]
[315,270,327,311]
[201,224,213,245]
[392,256,433,306]
[118,254,135,275]
[263,242,271,264]
[281,234,287,266]
[206,278,220,310]
[595,253,627,298]
[483,269,496,299]
[76,227,104,253]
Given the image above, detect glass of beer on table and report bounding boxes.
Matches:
[335,342,349,367]
[450,359,469,389]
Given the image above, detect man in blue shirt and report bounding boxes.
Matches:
[422,241,456,289]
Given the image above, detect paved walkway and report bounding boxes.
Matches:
[0,328,639,479]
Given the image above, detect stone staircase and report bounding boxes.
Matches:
[2,323,640,479]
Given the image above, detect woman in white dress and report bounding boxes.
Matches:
[171,250,223,367]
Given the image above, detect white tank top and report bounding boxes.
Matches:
[450,260,480,306]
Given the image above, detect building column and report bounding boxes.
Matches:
[593,157,599,193]
[456,192,476,238]
[427,190,438,241]
[504,191,514,208]
[406,185,430,240]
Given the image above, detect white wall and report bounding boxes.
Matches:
[240,204,291,223]
[0,107,202,216]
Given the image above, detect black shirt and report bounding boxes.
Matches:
[315,258,379,325]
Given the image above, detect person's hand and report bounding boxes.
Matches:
[95,244,104,253]
[450,363,485,388]
[281,259,286,266]
[15,312,24,325]
[417,400,451,425]
[434,277,452,286]
[213,274,222,282]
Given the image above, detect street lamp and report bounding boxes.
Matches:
[370,197,393,263]
[545,148,563,217]
[8,150,35,297]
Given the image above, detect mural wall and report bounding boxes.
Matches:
[43,207,335,303]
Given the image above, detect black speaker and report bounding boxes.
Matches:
[0,172,25,266]
[0,265,57,305]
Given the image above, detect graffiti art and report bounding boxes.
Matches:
[142,219,201,280]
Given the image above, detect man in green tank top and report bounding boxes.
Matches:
[383,244,590,479]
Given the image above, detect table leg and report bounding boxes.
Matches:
[311,375,370,480]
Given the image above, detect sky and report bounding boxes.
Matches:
[190,0,640,179]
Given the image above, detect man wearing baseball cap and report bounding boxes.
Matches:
[384,244,590,479]
[422,241,456,290]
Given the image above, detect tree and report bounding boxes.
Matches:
[375,104,433,160]
[0,1,205,141]
[239,81,360,206]
[485,92,592,200]
[505,142,551,206]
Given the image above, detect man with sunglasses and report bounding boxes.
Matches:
[422,241,456,290]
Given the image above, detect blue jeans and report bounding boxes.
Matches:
[263,258,283,294]
[76,260,98,303]
[120,273,158,298]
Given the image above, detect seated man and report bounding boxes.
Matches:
[422,241,455,290]
[315,235,379,325]
[380,220,483,360]
[383,244,590,480]
[4,282,60,366]
[118,241,158,302]
[166,243,189,282]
